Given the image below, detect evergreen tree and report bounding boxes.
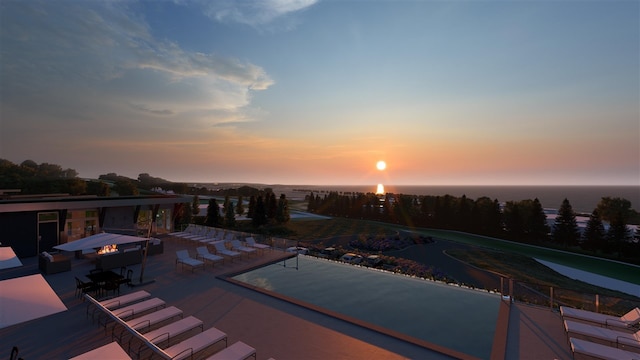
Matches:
[223,195,231,217]
[529,198,550,242]
[205,198,221,227]
[583,209,605,252]
[607,211,630,256]
[307,191,315,212]
[235,195,245,216]
[552,198,580,247]
[247,195,256,218]
[276,194,291,224]
[225,200,236,228]
[266,192,277,220]
[191,195,200,216]
[252,195,267,227]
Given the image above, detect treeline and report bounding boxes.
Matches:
[307,191,640,263]
[0,159,263,198]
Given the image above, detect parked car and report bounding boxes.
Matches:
[365,254,382,267]
[340,252,363,264]
[286,246,309,255]
[317,247,336,258]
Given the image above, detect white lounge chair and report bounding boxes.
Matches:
[570,337,640,360]
[231,240,257,258]
[245,237,270,253]
[196,246,224,267]
[114,306,183,342]
[564,319,640,352]
[163,326,228,360]
[205,341,256,360]
[176,250,205,272]
[136,316,204,358]
[561,306,640,330]
[213,241,241,262]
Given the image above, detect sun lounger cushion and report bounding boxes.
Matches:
[205,341,256,360]
[570,337,640,360]
[112,297,166,319]
[100,290,151,310]
[561,306,640,330]
[143,316,203,344]
[564,320,640,351]
[163,326,227,360]
[126,306,183,331]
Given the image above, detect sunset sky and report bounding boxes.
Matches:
[1,1,638,186]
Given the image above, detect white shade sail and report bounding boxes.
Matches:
[53,232,147,252]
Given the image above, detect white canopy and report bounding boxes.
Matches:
[53,232,147,252]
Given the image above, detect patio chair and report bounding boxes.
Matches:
[195,246,224,267]
[75,277,99,299]
[212,241,241,262]
[561,306,640,330]
[231,240,257,258]
[570,337,640,360]
[564,319,640,352]
[245,237,270,253]
[175,250,205,272]
[162,326,228,360]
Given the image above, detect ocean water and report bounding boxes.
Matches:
[277,185,639,213]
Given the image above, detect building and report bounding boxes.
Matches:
[0,193,190,257]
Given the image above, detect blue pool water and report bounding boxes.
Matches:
[232,255,501,359]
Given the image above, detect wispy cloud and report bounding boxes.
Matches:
[1,1,273,135]
[202,0,318,27]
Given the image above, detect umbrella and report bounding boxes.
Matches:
[53,232,145,252]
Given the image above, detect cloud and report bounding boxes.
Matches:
[202,0,318,27]
[0,1,274,136]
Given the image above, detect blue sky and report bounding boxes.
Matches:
[1,0,638,185]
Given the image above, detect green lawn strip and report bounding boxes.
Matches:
[416,229,640,285]
[286,217,640,285]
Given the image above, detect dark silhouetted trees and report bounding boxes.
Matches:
[552,198,580,247]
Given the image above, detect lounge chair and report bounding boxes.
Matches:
[196,246,224,267]
[99,297,166,330]
[142,316,203,345]
[114,306,184,342]
[213,241,241,262]
[163,326,228,360]
[205,341,256,360]
[564,319,640,352]
[561,306,640,330]
[245,237,270,253]
[231,240,257,258]
[570,337,640,360]
[175,250,205,272]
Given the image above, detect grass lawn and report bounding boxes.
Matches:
[284,217,640,285]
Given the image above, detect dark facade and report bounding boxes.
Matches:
[0,195,189,258]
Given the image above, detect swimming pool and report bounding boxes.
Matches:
[231,255,501,359]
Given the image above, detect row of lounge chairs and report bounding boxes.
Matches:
[561,306,640,359]
[82,290,259,360]
[175,237,270,272]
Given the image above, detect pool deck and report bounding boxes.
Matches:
[0,236,573,359]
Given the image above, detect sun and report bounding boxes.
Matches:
[376,160,386,171]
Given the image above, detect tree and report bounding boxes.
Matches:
[114,179,138,195]
[276,194,290,224]
[225,200,236,228]
[205,198,221,227]
[191,195,200,216]
[552,198,580,247]
[252,195,267,227]
[529,198,550,242]
[607,211,630,256]
[596,197,633,223]
[583,209,605,252]
[235,195,245,216]
[247,195,256,218]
